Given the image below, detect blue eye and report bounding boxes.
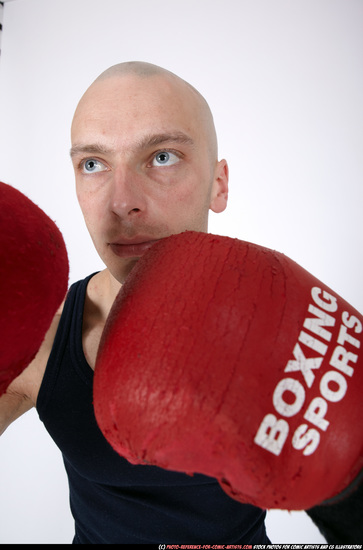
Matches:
[82,159,107,173]
[152,151,179,166]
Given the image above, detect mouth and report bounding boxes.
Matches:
[109,239,160,258]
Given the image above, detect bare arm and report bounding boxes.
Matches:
[0,384,34,436]
[0,302,64,437]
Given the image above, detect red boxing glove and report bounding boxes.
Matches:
[0,182,69,395]
[93,231,362,510]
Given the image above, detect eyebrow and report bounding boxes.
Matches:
[70,132,194,159]
[69,143,113,158]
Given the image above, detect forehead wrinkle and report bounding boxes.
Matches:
[135,131,195,151]
[70,131,195,159]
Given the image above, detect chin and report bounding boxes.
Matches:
[114,258,141,285]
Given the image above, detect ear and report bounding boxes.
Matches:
[209,159,229,214]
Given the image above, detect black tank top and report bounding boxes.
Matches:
[36,274,269,544]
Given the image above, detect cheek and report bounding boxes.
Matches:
[77,194,103,238]
[162,187,212,233]
[77,192,92,224]
[77,185,104,222]
[76,183,89,213]
[173,174,212,212]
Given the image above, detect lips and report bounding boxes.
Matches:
[109,239,160,258]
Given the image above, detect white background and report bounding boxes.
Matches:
[0,0,362,543]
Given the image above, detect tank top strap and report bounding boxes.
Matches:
[36,273,98,419]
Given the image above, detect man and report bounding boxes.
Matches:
[70,60,229,367]
[0,61,270,544]
[1,61,360,544]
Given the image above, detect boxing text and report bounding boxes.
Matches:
[254,286,361,456]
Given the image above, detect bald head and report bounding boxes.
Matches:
[70,61,229,283]
[73,61,218,163]
[95,61,211,107]
[95,61,174,80]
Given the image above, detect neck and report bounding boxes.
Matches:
[82,269,122,370]
[87,269,122,323]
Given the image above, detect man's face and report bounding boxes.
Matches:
[71,74,228,283]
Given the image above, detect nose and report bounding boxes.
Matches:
[109,166,147,219]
